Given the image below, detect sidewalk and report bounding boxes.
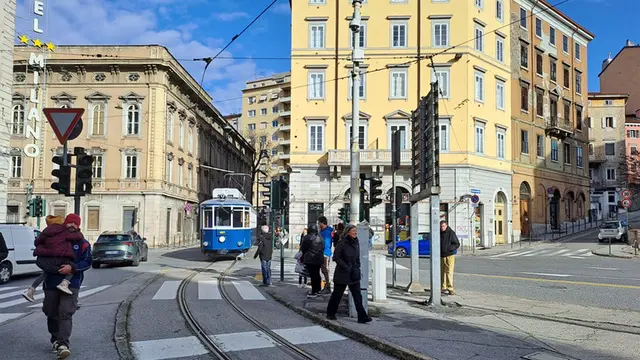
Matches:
[264,279,640,360]
[592,243,639,258]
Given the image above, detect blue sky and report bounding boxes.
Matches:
[14,0,637,114]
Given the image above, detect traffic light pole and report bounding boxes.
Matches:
[349,0,363,226]
[280,209,285,282]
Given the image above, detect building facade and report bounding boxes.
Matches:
[291,0,518,248]
[510,0,593,239]
[600,40,640,116]
[0,0,17,223]
[587,93,628,219]
[9,45,253,246]
[240,72,291,207]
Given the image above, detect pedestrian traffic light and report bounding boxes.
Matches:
[75,152,94,196]
[51,155,72,196]
[370,177,383,208]
[33,196,44,217]
[279,178,289,210]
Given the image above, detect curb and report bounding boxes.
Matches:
[266,290,436,360]
[113,274,161,360]
[591,250,636,259]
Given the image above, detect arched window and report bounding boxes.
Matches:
[126,104,140,135]
[92,103,105,136]
[11,104,25,135]
[166,111,173,143]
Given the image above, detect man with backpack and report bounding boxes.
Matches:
[317,216,333,294]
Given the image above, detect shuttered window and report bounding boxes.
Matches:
[87,207,100,231]
[53,206,66,218]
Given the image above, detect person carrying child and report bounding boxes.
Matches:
[22,215,84,302]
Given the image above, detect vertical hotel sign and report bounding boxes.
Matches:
[18,0,54,158]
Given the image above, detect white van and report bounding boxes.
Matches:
[0,224,42,284]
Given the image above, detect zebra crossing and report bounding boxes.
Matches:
[131,325,346,359]
[150,279,267,301]
[489,248,595,259]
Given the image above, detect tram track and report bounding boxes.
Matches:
[177,260,322,360]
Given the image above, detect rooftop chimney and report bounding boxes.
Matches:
[626,39,635,46]
[602,52,613,70]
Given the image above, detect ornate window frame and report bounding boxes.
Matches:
[119,92,145,138]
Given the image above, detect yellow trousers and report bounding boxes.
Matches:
[440,255,455,291]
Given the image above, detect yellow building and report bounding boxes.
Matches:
[240,72,291,206]
[290,0,514,247]
[509,0,594,240]
[8,45,254,246]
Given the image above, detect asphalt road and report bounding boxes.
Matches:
[391,228,640,311]
[0,247,394,360]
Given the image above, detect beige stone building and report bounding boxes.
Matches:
[0,0,17,223]
[240,72,291,207]
[587,92,628,218]
[8,45,254,246]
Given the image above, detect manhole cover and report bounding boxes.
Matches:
[522,351,573,360]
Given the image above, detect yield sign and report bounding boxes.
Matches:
[43,108,85,144]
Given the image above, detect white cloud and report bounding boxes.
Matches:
[271,2,291,15]
[213,11,249,21]
[15,0,260,115]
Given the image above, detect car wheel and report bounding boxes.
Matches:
[131,253,141,267]
[395,247,407,258]
[0,262,12,284]
[91,262,101,269]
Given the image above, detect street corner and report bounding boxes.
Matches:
[591,244,639,259]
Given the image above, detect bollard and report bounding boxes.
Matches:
[371,255,386,301]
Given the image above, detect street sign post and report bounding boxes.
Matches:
[622,189,632,199]
[622,199,632,208]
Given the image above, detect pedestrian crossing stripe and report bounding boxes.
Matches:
[0,285,111,310]
[130,325,346,359]
[0,313,25,326]
[151,280,266,301]
[489,248,595,259]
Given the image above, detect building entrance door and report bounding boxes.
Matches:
[494,193,506,244]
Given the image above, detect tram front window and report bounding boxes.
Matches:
[214,207,232,226]
[203,209,213,228]
[233,209,244,228]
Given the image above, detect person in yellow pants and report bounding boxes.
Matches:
[439,220,460,295]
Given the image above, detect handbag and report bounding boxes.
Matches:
[295,262,309,277]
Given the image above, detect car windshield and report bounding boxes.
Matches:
[97,234,131,243]
[601,222,619,229]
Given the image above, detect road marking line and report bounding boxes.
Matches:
[0,286,19,293]
[522,250,553,257]
[0,289,26,300]
[27,285,111,308]
[0,313,25,325]
[582,251,594,257]
[520,272,572,277]
[273,325,346,344]
[563,249,591,256]
[198,281,221,300]
[507,250,537,257]
[587,267,618,271]
[546,249,570,256]
[567,256,585,259]
[131,336,208,360]
[152,281,181,300]
[458,273,640,289]
[231,281,265,300]
[210,331,277,352]
[489,251,519,258]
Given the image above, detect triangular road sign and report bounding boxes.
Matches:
[43,108,85,144]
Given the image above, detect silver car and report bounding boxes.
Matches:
[598,220,628,243]
[92,231,149,268]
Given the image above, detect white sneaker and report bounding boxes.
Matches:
[22,287,35,302]
[56,345,70,359]
[56,280,73,295]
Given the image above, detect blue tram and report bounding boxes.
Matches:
[200,188,257,258]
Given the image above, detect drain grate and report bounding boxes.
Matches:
[522,351,574,360]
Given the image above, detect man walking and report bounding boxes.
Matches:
[317,216,333,294]
[42,214,92,359]
[440,220,460,296]
[254,225,273,286]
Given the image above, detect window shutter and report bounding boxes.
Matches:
[87,208,100,231]
[601,117,605,128]
[612,117,617,128]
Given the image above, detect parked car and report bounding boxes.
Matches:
[387,232,431,257]
[92,231,148,268]
[598,220,628,243]
[0,224,42,284]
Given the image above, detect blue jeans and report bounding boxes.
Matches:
[260,260,272,285]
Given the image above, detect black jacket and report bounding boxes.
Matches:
[440,227,460,257]
[332,235,361,285]
[300,233,324,265]
[254,233,273,261]
[0,233,7,262]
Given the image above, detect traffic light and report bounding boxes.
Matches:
[279,178,289,210]
[26,198,34,217]
[33,196,44,217]
[271,179,281,210]
[260,181,272,208]
[51,155,72,196]
[75,153,94,196]
[338,207,348,221]
[370,177,383,208]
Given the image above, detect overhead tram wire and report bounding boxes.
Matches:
[211,0,574,105]
[194,0,281,86]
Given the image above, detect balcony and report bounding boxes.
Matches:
[590,179,618,190]
[278,138,291,146]
[278,124,291,132]
[277,166,288,174]
[279,110,291,118]
[328,149,412,166]
[545,118,573,139]
[279,96,291,103]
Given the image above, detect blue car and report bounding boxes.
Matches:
[387,232,431,257]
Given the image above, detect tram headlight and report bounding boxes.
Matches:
[218,236,226,243]
[202,241,209,247]
[236,241,243,247]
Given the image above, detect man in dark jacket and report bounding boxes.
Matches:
[440,220,460,295]
[42,213,92,359]
[0,232,8,262]
[300,224,324,297]
[254,225,273,286]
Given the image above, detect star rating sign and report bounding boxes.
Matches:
[18,35,29,44]
[32,39,43,47]
[46,42,55,52]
